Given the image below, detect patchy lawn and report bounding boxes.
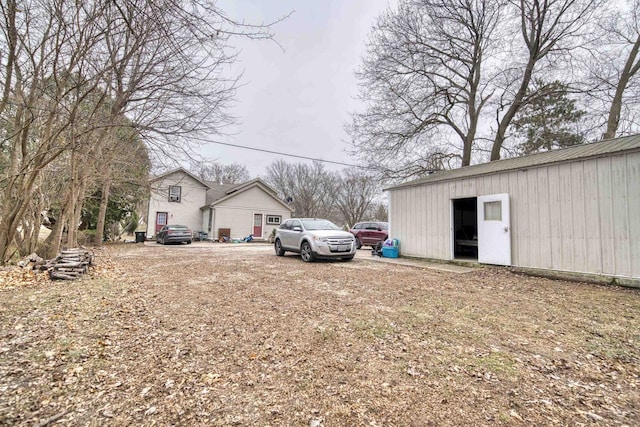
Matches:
[0,243,638,426]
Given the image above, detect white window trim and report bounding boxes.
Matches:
[266,215,282,225]
[169,185,182,202]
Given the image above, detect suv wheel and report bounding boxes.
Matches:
[300,241,315,262]
[274,239,285,256]
[355,237,362,249]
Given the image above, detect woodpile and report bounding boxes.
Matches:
[19,248,94,280]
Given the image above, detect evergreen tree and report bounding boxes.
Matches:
[512,80,586,155]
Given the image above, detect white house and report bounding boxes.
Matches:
[146,168,293,240]
[385,134,640,284]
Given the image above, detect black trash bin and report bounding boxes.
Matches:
[134,231,146,243]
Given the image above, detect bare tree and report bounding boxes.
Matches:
[586,0,640,139]
[490,0,600,160]
[264,160,338,220]
[93,125,150,245]
[348,0,504,176]
[0,1,108,262]
[369,202,389,222]
[334,170,380,227]
[0,0,281,263]
[349,0,603,177]
[192,161,250,184]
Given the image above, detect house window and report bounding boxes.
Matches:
[169,186,181,202]
[484,201,502,221]
[266,215,282,225]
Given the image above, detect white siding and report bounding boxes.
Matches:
[388,150,640,279]
[146,172,207,237]
[212,186,292,240]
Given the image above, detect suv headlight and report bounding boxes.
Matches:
[312,235,328,242]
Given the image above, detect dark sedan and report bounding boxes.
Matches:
[156,224,193,245]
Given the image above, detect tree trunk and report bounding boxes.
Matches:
[41,209,67,260]
[462,136,473,166]
[28,215,42,255]
[492,58,536,161]
[68,177,87,248]
[95,177,111,245]
[603,35,640,140]
[0,179,38,263]
[41,182,75,259]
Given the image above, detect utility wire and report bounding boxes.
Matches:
[201,138,365,168]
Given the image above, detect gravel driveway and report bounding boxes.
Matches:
[1,242,638,426]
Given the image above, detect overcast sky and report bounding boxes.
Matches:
[203,0,393,178]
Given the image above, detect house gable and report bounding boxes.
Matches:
[214,184,292,211]
[146,168,209,236]
[202,179,293,240]
[206,179,293,212]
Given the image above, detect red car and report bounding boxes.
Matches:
[349,221,388,249]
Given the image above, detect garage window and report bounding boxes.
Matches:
[266,215,281,225]
[484,201,502,221]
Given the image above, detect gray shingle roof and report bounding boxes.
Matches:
[204,182,241,205]
[387,134,640,190]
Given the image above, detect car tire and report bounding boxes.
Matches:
[187,239,192,244]
[161,237,166,245]
[355,237,362,249]
[300,241,315,262]
[274,239,285,256]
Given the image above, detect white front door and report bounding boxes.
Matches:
[477,194,511,266]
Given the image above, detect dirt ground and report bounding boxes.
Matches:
[1,242,639,426]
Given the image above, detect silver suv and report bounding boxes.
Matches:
[274,218,356,262]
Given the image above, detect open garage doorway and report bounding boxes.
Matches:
[452,197,478,260]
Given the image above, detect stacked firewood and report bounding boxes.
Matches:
[19,248,94,280]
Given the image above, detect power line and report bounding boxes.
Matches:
[200,138,365,168]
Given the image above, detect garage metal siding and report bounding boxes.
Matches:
[418,185,427,256]
[611,155,630,277]
[517,170,530,267]
[628,152,640,278]
[597,157,615,275]
[559,164,574,272]
[571,162,587,273]
[388,148,640,279]
[584,160,602,274]
[390,182,448,259]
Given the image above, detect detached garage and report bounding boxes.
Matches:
[386,134,640,282]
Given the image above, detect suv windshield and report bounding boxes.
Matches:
[301,219,340,231]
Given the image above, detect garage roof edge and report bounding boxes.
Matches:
[385,134,640,191]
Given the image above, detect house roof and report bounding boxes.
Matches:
[387,134,640,191]
[204,182,240,205]
[203,178,294,212]
[151,169,293,211]
[150,167,210,188]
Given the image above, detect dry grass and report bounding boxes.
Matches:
[1,243,638,426]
